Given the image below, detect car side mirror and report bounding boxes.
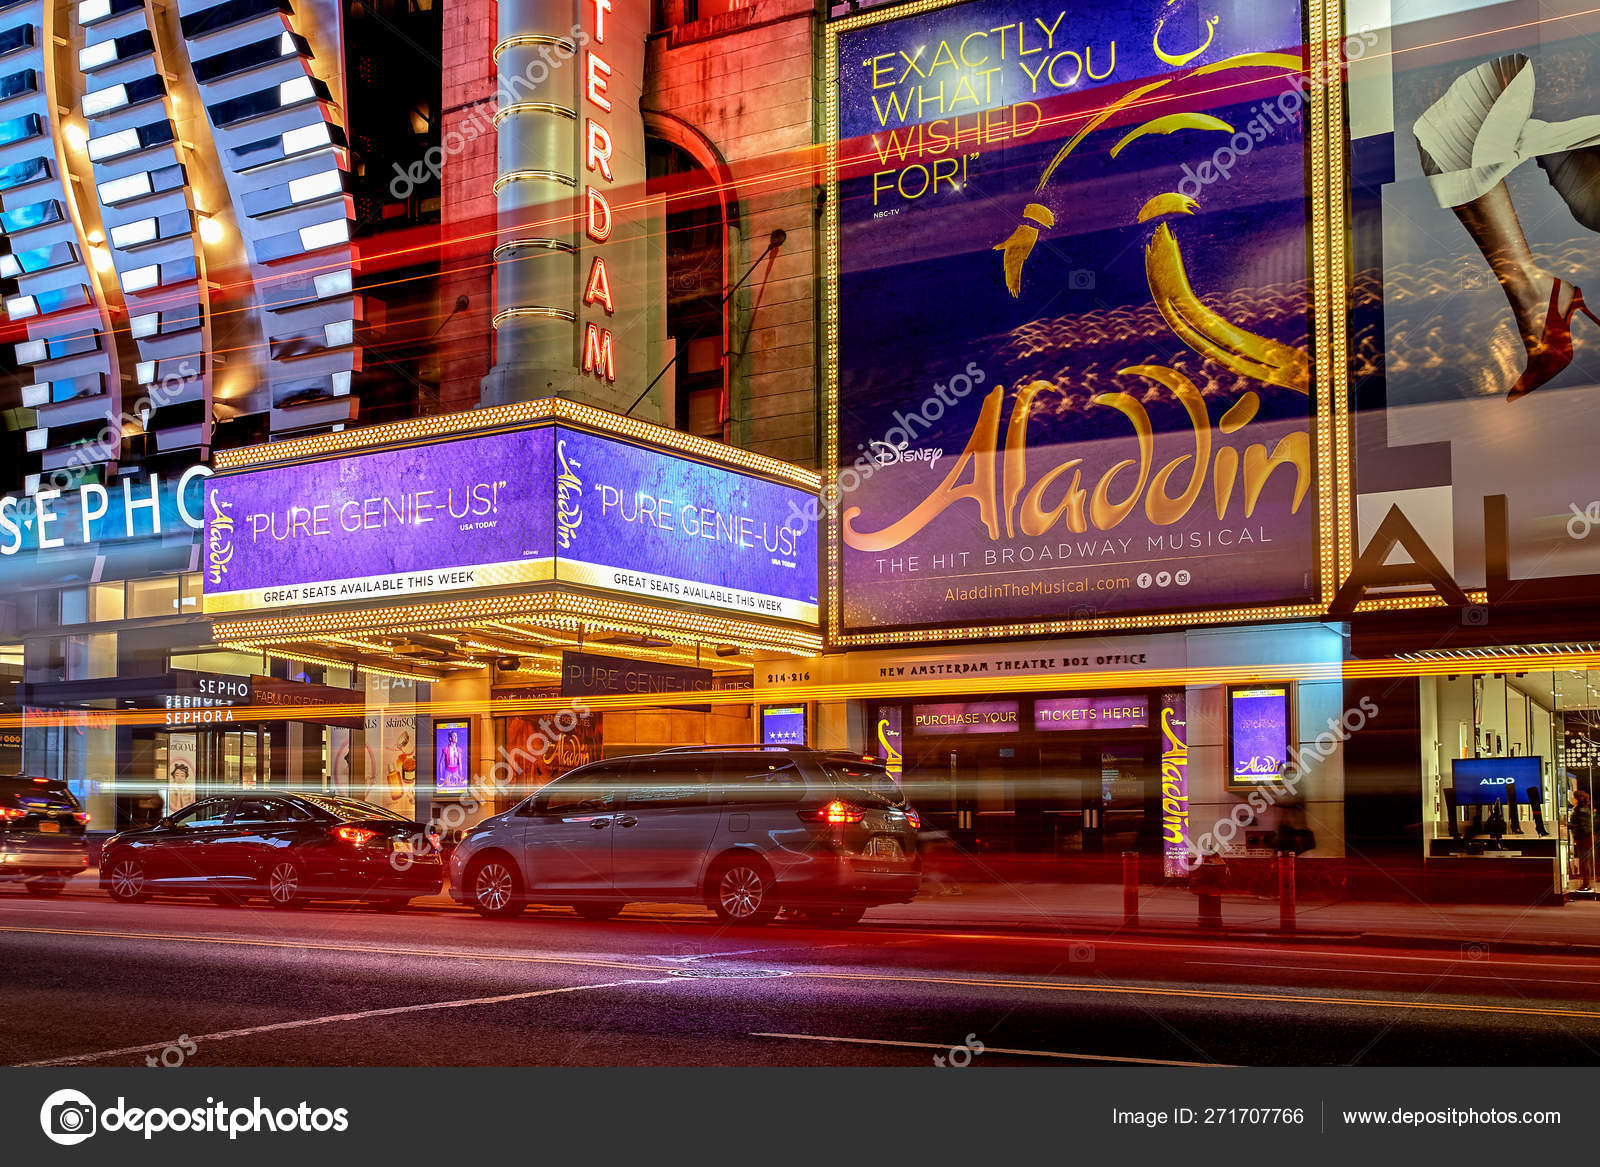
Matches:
[514,801,537,817]
[158,815,174,829]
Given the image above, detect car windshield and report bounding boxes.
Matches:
[298,795,410,822]
[818,758,904,807]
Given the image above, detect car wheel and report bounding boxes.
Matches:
[469,857,523,918]
[265,860,307,909]
[106,857,152,903]
[24,876,67,898]
[800,905,866,926]
[574,900,624,921]
[710,855,778,925]
[371,896,411,912]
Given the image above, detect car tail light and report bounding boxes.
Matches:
[801,799,865,825]
[904,807,921,829]
[0,806,24,821]
[332,825,378,846]
[74,812,90,825]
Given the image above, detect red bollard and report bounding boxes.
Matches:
[1122,850,1139,926]
[1278,850,1296,932]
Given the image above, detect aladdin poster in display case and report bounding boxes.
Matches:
[826,0,1338,642]
[1345,0,1600,608]
[1228,683,1292,787]
[435,722,471,792]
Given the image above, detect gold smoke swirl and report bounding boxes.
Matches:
[993,203,1056,298]
[1111,112,1234,158]
[1137,192,1200,222]
[1153,14,1218,67]
[1145,220,1310,393]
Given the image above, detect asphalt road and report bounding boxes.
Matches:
[5,884,1600,1068]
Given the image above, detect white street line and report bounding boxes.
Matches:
[750,1031,1233,1068]
[0,907,85,914]
[17,977,680,1067]
[1186,960,1600,987]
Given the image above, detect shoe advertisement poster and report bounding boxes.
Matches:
[1349,0,1600,588]
[827,0,1324,638]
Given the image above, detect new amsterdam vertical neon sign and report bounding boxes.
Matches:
[581,0,617,382]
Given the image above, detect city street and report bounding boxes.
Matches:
[6,884,1600,1068]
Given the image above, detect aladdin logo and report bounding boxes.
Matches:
[842,383,1309,551]
[556,439,583,549]
[1160,703,1190,874]
[207,494,235,584]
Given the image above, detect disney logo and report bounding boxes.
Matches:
[868,440,944,471]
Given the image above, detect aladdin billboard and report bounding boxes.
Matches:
[825,0,1338,642]
[203,422,819,625]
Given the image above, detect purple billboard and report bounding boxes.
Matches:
[203,423,821,625]
[829,0,1319,636]
[1229,685,1291,786]
[434,721,470,792]
[551,426,818,624]
[1034,696,1149,732]
[202,428,554,614]
[911,701,1019,734]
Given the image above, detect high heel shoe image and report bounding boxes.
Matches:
[1507,278,1600,400]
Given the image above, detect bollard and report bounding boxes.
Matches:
[1122,850,1139,926]
[1197,890,1222,929]
[1278,850,1296,932]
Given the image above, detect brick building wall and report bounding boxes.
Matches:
[438,0,499,412]
[645,0,821,468]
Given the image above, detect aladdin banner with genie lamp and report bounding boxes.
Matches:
[204,424,818,625]
[827,0,1327,638]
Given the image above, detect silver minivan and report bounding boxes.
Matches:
[448,747,921,925]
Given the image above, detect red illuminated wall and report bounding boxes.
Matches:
[439,0,500,413]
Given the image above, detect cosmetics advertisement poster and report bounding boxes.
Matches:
[369,713,416,818]
[1348,0,1600,588]
[830,0,1319,634]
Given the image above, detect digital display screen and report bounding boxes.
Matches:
[830,0,1317,634]
[761,705,807,746]
[1034,695,1148,731]
[911,701,1019,734]
[551,427,818,624]
[434,721,470,792]
[1229,685,1291,786]
[1452,756,1542,807]
[203,427,554,613]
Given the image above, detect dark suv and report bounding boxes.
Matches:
[450,746,922,924]
[0,775,91,896]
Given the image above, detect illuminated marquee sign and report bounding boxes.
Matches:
[0,467,212,557]
[1033,695,1148,731]
[204,421,820,624]
[911,701,1019,733]
[582,0,617,383]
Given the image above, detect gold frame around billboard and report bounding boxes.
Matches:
[821,0,1355,647]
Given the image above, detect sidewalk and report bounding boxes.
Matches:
[866,880,1600,953]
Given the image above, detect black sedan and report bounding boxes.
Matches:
[100,793,442,909]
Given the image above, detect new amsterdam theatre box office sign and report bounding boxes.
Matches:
[200,409,822,629]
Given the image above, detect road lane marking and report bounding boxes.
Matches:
[1187,960,1600,987]
[751,1032,1232,1067]
[783,970,1600,1022]
[0,924,669,975]
[16,978,681,1067]
[8,923,1600,1023]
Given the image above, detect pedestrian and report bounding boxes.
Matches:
[1570,789,1594,892]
